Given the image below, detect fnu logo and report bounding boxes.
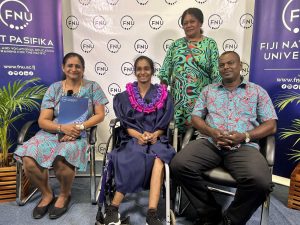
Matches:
[95,61,108,76]
[134,39,148,54]
[154,62,161,76]
[0,0,32,30]
[108,83,121,96]
[163,39,174,52]
[121,62,134,76]
[81,39,94,53]
[282,0,300,34]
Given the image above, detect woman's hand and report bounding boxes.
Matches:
[60,124,81,139]
[147,131,159,144]
[137,132,149,145]
[59,134,77,142]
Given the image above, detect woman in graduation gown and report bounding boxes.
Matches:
[102,55,175,225]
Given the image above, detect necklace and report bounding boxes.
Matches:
[126,82,168,114]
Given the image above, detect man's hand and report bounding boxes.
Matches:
[214,131,245,150]
[226,131,245,146]
[210,129,232,148]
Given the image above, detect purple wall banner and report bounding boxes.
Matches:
[250,0,300,178]
[0,0,63,152]
[0,0,63,86]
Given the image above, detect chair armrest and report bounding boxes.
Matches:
[17,120,39,145]
[168,120,175,130]
[259,135,275,166]
[204,167,236,187]
[168,120,176,142]
[88,126,97,145]
[109,118,120,128]
[182,127,195,149]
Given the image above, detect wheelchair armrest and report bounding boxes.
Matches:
[88,126,97,145]
[17,120,39,145]
[168,120,175,130]
[259,135,275,166]
[109,118,120,128]
[182,127,195,149]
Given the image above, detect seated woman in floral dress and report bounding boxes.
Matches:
[14,52,108,220]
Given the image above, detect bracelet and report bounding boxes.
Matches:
[57,124,62,133]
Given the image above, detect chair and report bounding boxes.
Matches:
[174,127,275,225]
[15,120,98,205]
[96,118,176,225]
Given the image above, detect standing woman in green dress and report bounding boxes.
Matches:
[159,7,221,133]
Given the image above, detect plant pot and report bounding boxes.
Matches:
[0,166,17,203]
[288,163,300,210]
[0,154,31,203]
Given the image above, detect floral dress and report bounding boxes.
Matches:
[14,79,108,171]
[108,82,175,193]
[159,37,221,133]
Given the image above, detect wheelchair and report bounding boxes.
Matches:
[173,127,275,225]
[15,120,98,206]
[95,118,176,225]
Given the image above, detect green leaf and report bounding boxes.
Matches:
[274,91,300,112]
[0,78,47,167]
[275,91,300,162]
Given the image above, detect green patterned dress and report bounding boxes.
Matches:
[159,37,221,133]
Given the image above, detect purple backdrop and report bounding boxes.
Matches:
[0,0,63,152]
[250,0,300,178]
[0,0,63,86]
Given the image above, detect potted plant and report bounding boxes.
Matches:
[275,91,300,210]
[0,77,46,202]
[275,91,300,161]
[0,77,46,167]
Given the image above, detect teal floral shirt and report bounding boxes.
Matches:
[192,80,278,149]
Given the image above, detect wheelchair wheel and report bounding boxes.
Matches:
[170,209,176,225]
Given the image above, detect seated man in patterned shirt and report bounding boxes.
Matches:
[170,51,278,225]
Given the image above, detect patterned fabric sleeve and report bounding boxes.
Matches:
[158,41,175,85]
[256,86,278,123]
[191,85,209,118]
[208,38,222,83]
[41,83,56,110]
[91,81,109,106]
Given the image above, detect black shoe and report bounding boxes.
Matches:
[146,209,163,225]
[104,205,121,225]
[222,213,232,225]
[48,195,71,219]
[32,196,55,219]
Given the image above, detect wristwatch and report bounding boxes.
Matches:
[76,124,85,131]
[244,132,251,143]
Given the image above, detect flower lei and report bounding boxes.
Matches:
[126,82,168,114]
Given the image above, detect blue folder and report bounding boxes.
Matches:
[57,96,89,138]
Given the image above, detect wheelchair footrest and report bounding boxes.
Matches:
[95,213,130,225]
